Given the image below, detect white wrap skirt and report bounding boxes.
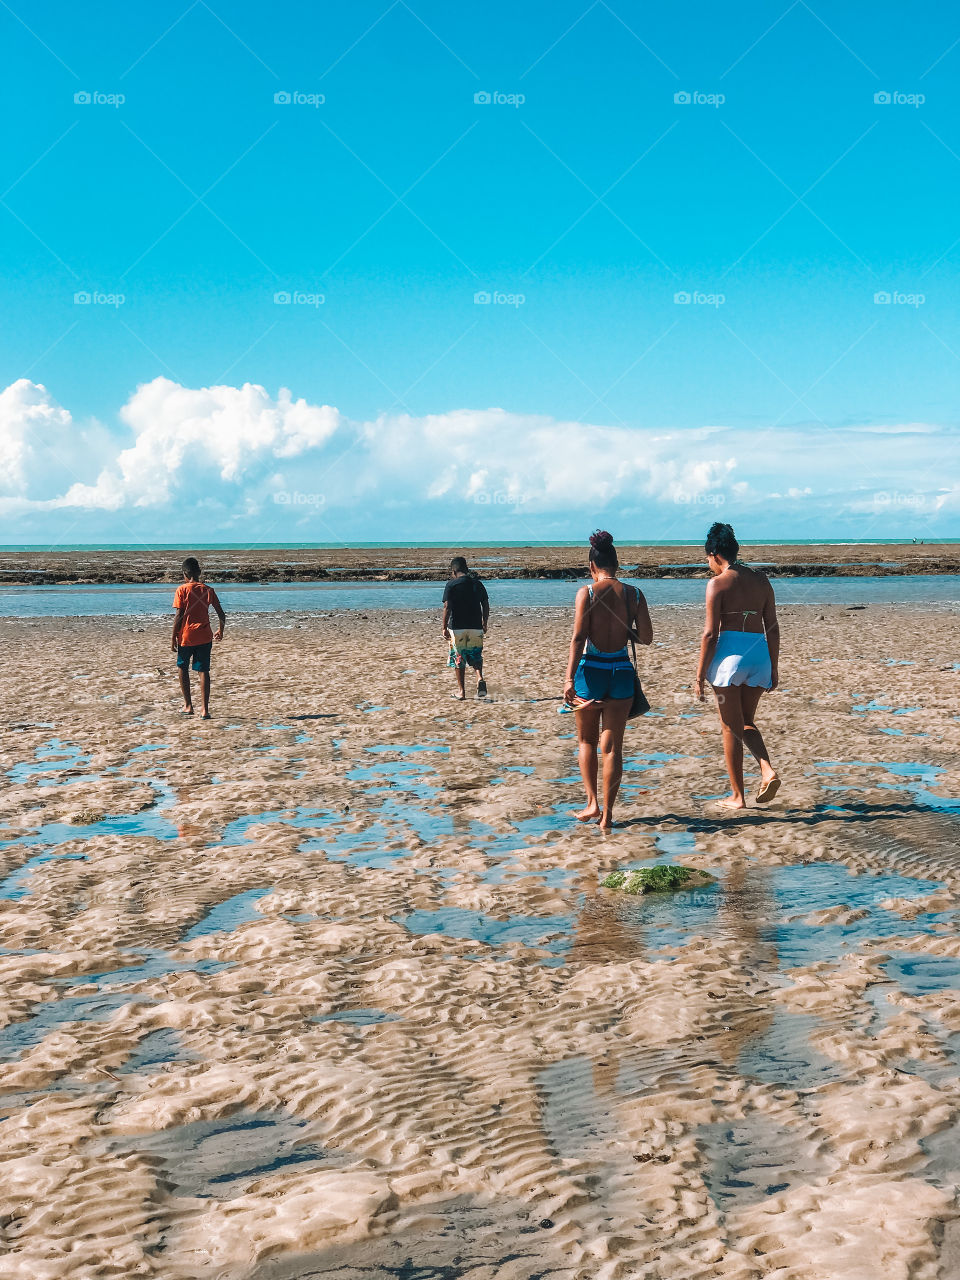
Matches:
[707,630,772,688]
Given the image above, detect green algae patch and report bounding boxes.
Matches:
[601,864,713,895]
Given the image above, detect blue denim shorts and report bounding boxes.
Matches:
[573,648,634,701]
[176,642,212,673]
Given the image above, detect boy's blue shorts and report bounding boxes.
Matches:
[176,642,212,673]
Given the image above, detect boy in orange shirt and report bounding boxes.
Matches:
[171,557,225,718]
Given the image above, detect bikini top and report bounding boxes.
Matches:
[586,582,639,608]
[720,564,762,627]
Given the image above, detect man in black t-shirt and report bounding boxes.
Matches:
[442,556,490,700]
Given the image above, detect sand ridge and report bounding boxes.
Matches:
[0,603,958,1278]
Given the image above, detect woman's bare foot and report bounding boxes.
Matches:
[716,795,746,811]
[573,803,602,823]
[598,813,615,830]
[755,774,781,804]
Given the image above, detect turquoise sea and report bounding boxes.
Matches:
[1,540,958,552]
[2,576,960,617]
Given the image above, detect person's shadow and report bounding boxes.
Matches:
[616,800,940,832]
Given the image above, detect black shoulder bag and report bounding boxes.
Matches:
[626,585,650,718]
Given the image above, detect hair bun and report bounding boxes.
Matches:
[589,529,614,553]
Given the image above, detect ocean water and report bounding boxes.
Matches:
[0,575,959,617]
[1,539,958,551]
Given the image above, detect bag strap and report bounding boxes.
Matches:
[627,584,641,659]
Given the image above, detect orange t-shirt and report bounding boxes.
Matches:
[173,581,219,646]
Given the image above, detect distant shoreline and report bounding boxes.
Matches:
[2,538,959,551]
[1,543,959,585]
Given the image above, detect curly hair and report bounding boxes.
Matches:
[588,529,618,571]
[704,522,739,563]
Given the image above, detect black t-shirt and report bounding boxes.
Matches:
[443,575,488,630]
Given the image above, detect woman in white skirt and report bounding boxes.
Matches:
[694,522,781,810]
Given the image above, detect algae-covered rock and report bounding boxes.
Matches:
[601,864,713,896]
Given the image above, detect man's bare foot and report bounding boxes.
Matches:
[181,705,193,715]
[716,795,746,811]
[572,803,602,823]
[598,814,615,830]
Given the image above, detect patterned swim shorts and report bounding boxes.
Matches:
[448,628,484,670]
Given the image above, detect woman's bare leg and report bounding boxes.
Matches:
[573,704,603,821]
[598,698,632,829]
[713,685,746,808]
[740,685,776,782]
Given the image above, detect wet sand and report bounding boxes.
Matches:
[1,603,959,1278]
[2,542,959,584]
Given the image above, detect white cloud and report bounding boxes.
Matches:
[60,378,341,510]
[0,379,112,504]
[0,377,956,539]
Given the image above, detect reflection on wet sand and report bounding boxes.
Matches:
[1,605,960,1277]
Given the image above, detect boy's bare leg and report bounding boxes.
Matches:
[178,668,193,713]
[200,673,211,718]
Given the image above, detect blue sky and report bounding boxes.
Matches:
[1,1,959,542]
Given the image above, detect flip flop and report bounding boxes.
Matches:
[451,692,465,701]
[756,776,781,804]
[476,679,488,697]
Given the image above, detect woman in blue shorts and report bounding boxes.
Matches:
[563,531,653,829]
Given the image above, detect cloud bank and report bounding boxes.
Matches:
[0,377,955,542]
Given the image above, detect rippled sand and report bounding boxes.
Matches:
[1,603,959,1279]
